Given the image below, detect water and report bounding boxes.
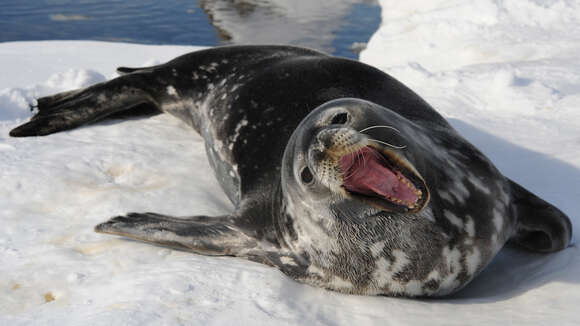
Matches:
[332,3,381,58]
[0,0,219,46]
[0,0,380,59]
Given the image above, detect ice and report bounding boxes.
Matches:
[199,0,372,54]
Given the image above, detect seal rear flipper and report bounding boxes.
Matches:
[116,66,156,75]
[508,179,572,253]
[9,75,158,137]
[94,212,261,256]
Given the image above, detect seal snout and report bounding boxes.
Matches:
[307,126,368,190]
[314,127,368,158]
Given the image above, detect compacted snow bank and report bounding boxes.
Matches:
[359,1,580,321]
[1,1,580,324]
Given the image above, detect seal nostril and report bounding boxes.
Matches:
[331,112,348,125]
[301,166,314,184]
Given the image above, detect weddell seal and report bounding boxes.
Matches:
[10,45,572,297]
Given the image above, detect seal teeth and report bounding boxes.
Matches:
[394,169,422,205]
[338,143,430,213]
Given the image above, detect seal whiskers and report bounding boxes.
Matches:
[359,125,406,149]
[342,151,360,181]
[367,138,406,149]
[358,125,402,134]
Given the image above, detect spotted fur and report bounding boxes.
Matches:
[10,45,572,297]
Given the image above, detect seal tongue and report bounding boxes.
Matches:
[340,147,418,205]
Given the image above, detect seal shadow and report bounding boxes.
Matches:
[441,118,579,302]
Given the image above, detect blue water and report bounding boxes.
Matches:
[332,3,381,58]
[0,0,219,46]
[0,0,380,59]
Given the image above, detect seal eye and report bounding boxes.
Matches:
[331,112,349,125]
[300,167,314,184]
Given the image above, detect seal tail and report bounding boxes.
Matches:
[9,74,159,137]
[508,179,572,253]
[116,66,155,75]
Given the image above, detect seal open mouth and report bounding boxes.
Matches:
[340,146,428,213]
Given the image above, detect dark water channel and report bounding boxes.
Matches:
[0,0,380,59]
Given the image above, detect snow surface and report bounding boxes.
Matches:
[1,0,580,324]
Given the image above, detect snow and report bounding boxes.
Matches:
[1,0,580,324]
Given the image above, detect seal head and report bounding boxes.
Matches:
[282,98,430,220]
[277,99,456,295]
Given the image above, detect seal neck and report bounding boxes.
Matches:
[272,181,299,250]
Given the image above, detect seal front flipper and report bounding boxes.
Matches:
[508,179,573,253]
[94,212,262,256]
[9,74,158,137]
[94,212,314,278]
